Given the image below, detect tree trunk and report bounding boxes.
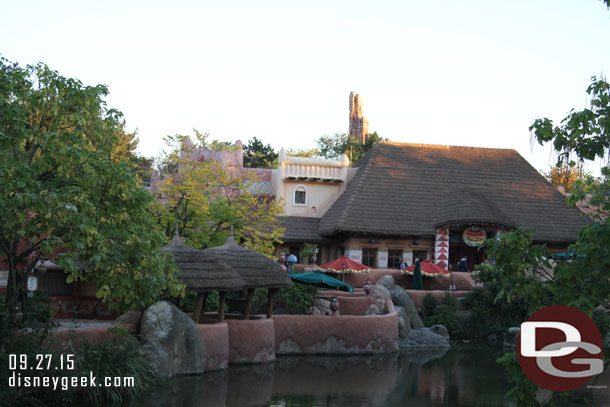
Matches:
[192,292,205,324]
[266,288,278,319]
[242,288,255,320]
[218,291,226,322]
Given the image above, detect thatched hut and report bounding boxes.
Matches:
[201,232,293,320]
[161,230,245,322]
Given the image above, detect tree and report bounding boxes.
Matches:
[490,77,610,405]
[285,148,320,158]
[243,137,278,169]
[316,131,386,163]
[0,58,183,322]
[543,163,589,193]
[153,132,285,256]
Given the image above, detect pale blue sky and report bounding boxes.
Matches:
[2,0,609,174]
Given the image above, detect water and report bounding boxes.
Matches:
[129,344,608,407]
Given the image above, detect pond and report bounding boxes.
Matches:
[129,344,609,407]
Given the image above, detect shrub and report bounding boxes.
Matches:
[422,293,439,317]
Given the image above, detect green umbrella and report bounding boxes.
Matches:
[290,271,354,293]
[411,259,424,291]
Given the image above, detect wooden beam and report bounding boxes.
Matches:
[218,291,226,322]
[192,292,205,324]
[266,288,278,319]
[242,288,255,320]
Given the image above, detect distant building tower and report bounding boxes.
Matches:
[349,92,369,143]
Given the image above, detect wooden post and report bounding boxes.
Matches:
[218,291,226,322]
[266,288,278,319]
[192,292,205,324]
[242,288,255,320]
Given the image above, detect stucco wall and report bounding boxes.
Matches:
[317,292,375,315]
[225,317,276,365]
[274,299,398,355]
[196,322,229,371]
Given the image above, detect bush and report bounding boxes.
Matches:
[266,284,317,315]
[422,293,439,317]
[0,327,160,406]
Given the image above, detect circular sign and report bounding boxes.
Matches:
[517,305,603,391]
[463,227,486,247]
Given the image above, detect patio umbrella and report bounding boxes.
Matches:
[403,259,451,278]
[317,256,370,274]
[290,271,354,293]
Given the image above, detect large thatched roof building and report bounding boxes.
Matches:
[280,142,589,271]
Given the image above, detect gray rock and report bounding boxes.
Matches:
[365,304,381,316]
[429,325,450,343]
[395,306,411,338]
[140,301,206,378]
[371,285,391,314]
[503,327,520,350]
[376,275,396,291]
[390,287,424,329]
[400,328,450,350]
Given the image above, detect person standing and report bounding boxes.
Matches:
[458,256,468,272]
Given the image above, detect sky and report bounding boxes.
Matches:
[2,0,609,175]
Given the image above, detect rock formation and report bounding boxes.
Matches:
[349,92,369,143]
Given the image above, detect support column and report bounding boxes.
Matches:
[218,291,226,322]
[192,292,205,324]
[242,288,255,320]
[435,228,449,270]
[266,288,278,319]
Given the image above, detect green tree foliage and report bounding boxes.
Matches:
[154,132,285,256]
[488,77,610,404]
[285,148,320,158]
[316,131,386,163]
[243,136,278,169]
[0,58,183,321]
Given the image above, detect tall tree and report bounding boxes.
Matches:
[243,137,278,169]
[0,58,183,320]
[154,132,284,256]
[492,77,610,405]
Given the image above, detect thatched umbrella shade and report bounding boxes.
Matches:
[161,230,245,323]
[201,233,293,320]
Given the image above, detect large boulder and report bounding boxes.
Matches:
[503,327,520,350]
[365,303,382,316]
[140,301,206,378]
[370,285,392,313]
[112,311,142,334]
[390,286,424,329]
[429,324,450,343]
[400,327,450,350]
[395,306,411,338]
[376,275,396,291]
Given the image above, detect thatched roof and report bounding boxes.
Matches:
[318,142,589,243]
[201,233,293,289]
[161,231,245,292]
[279,216,336,243]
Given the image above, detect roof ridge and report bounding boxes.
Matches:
[379,140,517,152]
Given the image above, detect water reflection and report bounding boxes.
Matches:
[130,344,512,407]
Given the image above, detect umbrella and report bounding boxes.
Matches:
[290,271,354,293]
[402,259,451,278]
[317,256,370,274]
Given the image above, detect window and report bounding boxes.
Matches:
[362,248,377,268]
[388,250,402,269]
[293,185,307,206]
[413,250,428,262]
